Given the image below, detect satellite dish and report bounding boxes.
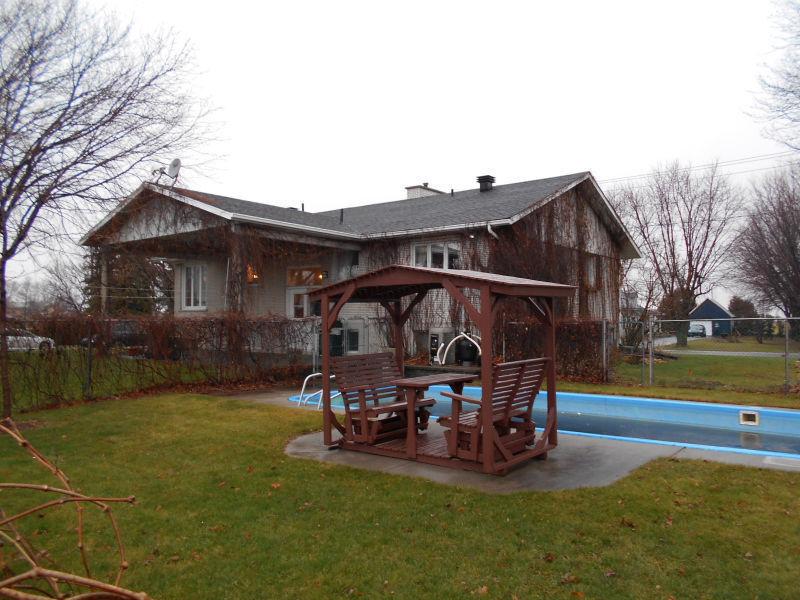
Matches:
[166,158,181,179]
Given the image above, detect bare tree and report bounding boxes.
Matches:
[614,162,741,345]
[0,0,210,417]
[732,166,800,334]
[44,257,88,313]
[759,0,800,148]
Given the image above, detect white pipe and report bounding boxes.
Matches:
[487,223,500,240]
[437,331,482,366]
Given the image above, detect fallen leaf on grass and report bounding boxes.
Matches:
[543,552,556,562]
[620,517,636,529]
[271,482,282,489]
[604,570,616,578]
[560,573,580,584]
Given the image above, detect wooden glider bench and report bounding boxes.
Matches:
[332,352,435,445]
[438,358,549,465]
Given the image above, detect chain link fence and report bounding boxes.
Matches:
[630,317,799,394]
[3,314,797,413]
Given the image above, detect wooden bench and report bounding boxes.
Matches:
[438,358,549,463]
[332,352,435,444]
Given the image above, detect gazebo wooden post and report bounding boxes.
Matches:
[321,293,332,446]
[392,300,404,376]
[545,297,558,447]
[479,285,495,474]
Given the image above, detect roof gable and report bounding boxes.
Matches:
[689,298,734,318]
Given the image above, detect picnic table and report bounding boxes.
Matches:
[391,372,477,458]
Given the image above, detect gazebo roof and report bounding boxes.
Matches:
[309,265,575,302]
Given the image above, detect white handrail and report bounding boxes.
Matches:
[298,372,340,410]
[437,331,481,365]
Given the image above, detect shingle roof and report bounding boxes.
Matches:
[83,172,640,258]
[316,172,589,234]
[162,172,588,237]
[164,186,357,233]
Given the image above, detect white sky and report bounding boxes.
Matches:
[13,0,795,307]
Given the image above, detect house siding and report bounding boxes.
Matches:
[490,183,620,321]
[106,192,222,245]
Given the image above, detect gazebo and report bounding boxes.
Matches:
[309,265,575,475]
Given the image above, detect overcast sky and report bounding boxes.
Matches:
[96,0,788,210]
[13,1,795,306]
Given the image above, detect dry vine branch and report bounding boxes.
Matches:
[0,419,150,600]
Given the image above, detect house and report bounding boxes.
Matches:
[689,298,733,337]
[81,171,640,356]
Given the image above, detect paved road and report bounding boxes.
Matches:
[653,336,700,348]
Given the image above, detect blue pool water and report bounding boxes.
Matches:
[288,386,800,458]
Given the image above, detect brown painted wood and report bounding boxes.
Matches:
[312,263,566,475]
[479,285,494,473]
[442,278,481,323]
[321,293,332,446]
[439,357,549,469]
[545,297,558,447]
[327,283,355,329]
[390,373,476,389]
[332,352,433,446]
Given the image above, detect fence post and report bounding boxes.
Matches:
[786,319,791,394]
[83,328,93,401]
[640,321,646,385]
[648,316,654,386]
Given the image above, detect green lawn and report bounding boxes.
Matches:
[2,395,799,599]
[615,353,795,395]
[560,381,800,409]
[664,336,800,354]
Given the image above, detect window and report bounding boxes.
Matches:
[246,264,260,284]
[287,267,324,286]
[183,264,207,309]
[414,245,428,267]
[291,292,306,318]
[411,242,461,269]
[346,328,360,353]
[447,245,460,269]
[431,243,445,268]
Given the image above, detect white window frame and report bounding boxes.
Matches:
[182,263,208,311]
[411,241,461,269]
[285,266,326,319]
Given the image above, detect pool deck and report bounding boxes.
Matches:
[226,387,800,494]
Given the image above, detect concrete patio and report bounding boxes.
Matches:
[223,387,800,494]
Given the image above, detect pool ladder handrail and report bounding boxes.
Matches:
[299,372,341,410]
[436,331,482,365]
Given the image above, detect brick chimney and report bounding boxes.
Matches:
[405,182,444,199]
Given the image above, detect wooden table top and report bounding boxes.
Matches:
[391,373,477,388]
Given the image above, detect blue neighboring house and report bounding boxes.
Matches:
[689,298,734,336]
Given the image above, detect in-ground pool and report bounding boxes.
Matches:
[288,386,800,459]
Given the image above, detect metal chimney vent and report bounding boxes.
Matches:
[477,175,495,192]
